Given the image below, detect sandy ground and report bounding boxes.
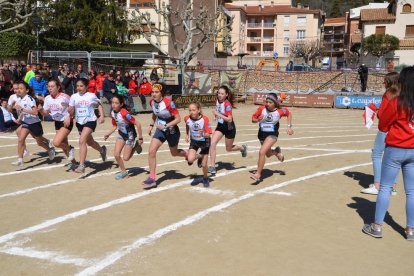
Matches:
[0,104,412,275]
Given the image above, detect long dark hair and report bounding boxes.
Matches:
[397,66,414,120]
[112,94,130,112]
[218,85,234,107]
[384,71,399,95]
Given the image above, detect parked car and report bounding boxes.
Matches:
[292,64,318,72]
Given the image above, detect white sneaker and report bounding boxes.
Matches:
[48,147,56,161]
[48,139,54,149]
[68,146,75,161]
[23,149,29,157]
[12,159,24,167]
[361,184,378,195]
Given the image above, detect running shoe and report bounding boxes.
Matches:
[48,147,56,161]
[142,177,157,189]
[360,184,378,195]
[100,145,107,162]
[406,228,414,241]
[115,171,129,180]
[362,223,382,238]
[134,141,143,154]
[392,188,397,196]
[274,146,284,162]
[12,159,24,167]
[68,146,75,161]
[208,166,216,174]
[48,139,54,149]
[74,164,85,173]
[23,149,29,157]
[241,144,248,158]
[197,155,203,168]
[203,177,210,188]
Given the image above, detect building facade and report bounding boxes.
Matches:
[321,17,347,69]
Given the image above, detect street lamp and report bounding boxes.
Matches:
[32,16,43,64]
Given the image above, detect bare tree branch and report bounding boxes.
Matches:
[289,39,322,64]
[0,0,34,33]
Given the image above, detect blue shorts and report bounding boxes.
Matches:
[153,126,180,147]
[22,121,43,137]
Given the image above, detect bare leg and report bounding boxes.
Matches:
[252,138,277,179]
[209,131,224,167]
[114,139,126,172]
[148,138,163,179]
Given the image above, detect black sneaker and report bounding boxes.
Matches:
[100,145,107,162]
[203,177,210,188]
[197,155,203,168]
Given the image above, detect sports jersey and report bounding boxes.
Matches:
[43,93,70,122]
[69,92,100,125]
[252,106,290,133]
[111,108,136,135]
[184,114,212,141]
[215,99,232,124]
[15,94,40,124]
[150,97,179,126]
[7,94,19,107]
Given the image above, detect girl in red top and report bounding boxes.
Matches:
[185,102,213,187]
[87,71,98,95]
[104,94,143,180]
[128,74,138,95]
[139,77,152,109]
[250,93,293,182]
[363,66,414,240]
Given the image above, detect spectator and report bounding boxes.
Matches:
[29,71,47,101]
[103,73,118,103]
[24,64,35,83]
[87,70,98,95]
[75,64,87,80]
[41,63,51,80]
[128,74,138,96]
[387,60,395,72]
[96,69,106,98]
[0,98,18,132]
[358,64,369,92]
[150,68,159,82]
[286,60,293,72]
[138,77,152,109]
[123,72,131,89]
[10,63,21,83]
[62,71,76,96]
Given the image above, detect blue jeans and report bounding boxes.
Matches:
[375,146,414,227]
[372,131,399,184]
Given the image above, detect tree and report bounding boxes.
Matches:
[363,34,399,61]
[0,0,34,33]
[289,39,322,65]
[129,0,233,94]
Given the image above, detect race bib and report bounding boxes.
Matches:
[260,123,275,132]
[156,118,166,126]
[52,113,64,121]
[76,107,89,118]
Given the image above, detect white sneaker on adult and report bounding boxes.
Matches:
[68,146,75,161]
[361,184,378,195]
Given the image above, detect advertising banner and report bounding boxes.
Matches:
[221,71,244,93]
[335,96,382,109]
[172,94,217,109]
[253,93,333,108]
[184,72,212,94]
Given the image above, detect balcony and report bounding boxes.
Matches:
[263,37,274,42]
[263,22,274,28]
[263,51,274,57]
[247,23,262,28]
[248,37,261,42]
[247,51,262,56]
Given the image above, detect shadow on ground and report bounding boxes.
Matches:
[344,171,373,189]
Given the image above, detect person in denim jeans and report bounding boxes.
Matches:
[361,72,399,195]
[363,67,414,241]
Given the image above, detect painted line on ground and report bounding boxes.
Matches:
[77,161,372,275]
[0,151,357,245]
[185,186,236,196]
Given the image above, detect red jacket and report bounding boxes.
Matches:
[379,97,414,148]
[128,79,138,95]
[139,82,152,95]
[87,79,97,94]
[96,74,106,90]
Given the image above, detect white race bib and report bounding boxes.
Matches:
[260,123,275,132]
[76,107,89,118]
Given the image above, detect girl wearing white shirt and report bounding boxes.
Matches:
[13,82,55,167]
[68,79,106,173]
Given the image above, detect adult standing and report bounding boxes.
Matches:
[103,73,118,103]
[75,64,87,80]
[358,64,369,92]
[96,69,106,98]
[362,67,414,240]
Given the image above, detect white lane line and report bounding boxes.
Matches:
[0,151,356,245]
[0,246,95,267]
[263,191,293,196]
[185,187,236,196]
[77,161,372,275]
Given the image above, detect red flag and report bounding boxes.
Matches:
[363,103,377,129]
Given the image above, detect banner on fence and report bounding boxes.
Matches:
[184,72,212,94]
[253,93,333,108]
[335,96,382,109]
[172,94,217,109]
[221,71,244,93]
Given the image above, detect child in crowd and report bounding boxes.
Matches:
[104,95,143,180]
[184,102,213,187]
[0,98,18,132]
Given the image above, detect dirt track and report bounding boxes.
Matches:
[0,105,412,275]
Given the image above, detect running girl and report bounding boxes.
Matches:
[39,79,76,167]
[184,102,213,187]
[209,85,247,174]
[68,79,106,173]
[250,93,293,182]
[8,82,28,158]
[104,95,143,180]
[13,81,55,167]
[144,83,187,188]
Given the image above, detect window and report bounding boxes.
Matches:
[297,30,305,40]
[375,26,386,35]
[283,45,289,55]
[297,16,306,27]
[406,25,414,37]
[403,4,412,13]
[284,16,290,27]
[283,31,289,42]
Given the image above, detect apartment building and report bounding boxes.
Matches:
[359,0,414,67]
[322,17,347,69]
[225,1,323,67]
